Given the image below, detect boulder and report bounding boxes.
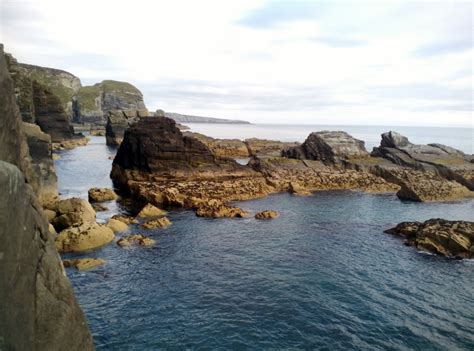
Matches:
[111,214,138,224]
[255,210,279,219]
[117,234,156,247]
[52,198,96,231]
[105,109,142,146]
[137,203,167,218]
[283,131,369,164]
[88,187,118,202]
[55,222,115,253]
[245,138,300,157]
[385,219,474,258]
[91,203,108,212]
[142,217,172,229]
[196,200,250,218]
[63,258,106,271]
[106,218,129,233]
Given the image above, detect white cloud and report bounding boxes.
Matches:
[1,0,472,126]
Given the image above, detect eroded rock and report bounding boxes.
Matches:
[52,197,96,231]
[142,217,172,229]
[137,203,167,218]
[117,234,156,247]
[88,187,118,202]
[107,218,129,233]
[255,210,279,219]
[55,222,115,253]
[63,258,106,271]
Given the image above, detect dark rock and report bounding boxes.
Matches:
[0,44,93,350]
[283,131,368,164]
[105,109,143,146]
[385,219,474,258]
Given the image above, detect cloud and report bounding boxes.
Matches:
[236,1,324,28]
[309,36,367,48]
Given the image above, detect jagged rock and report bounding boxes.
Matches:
[183,132,249,157]
[76,80,148,125]
[255,210,279,219]
[117,234,156,247]
[245,138,300,157]
[385,219,474,258]
[55,222,115,253]
[22,122,58,206]
[52,198,96,231]
[111,214,138,224]
[137,203,167,218]
[88,187,118,202]
[283,131,369,164]
[107,218,129,233]
[0,45,93,350]
[142,217,172,229]
[105,109,142,145]
[63,258,106,271]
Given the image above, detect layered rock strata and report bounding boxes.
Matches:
[105,109,147,146]
[0,44,93,350]
[385,219,474,258]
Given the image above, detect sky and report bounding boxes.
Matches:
[0,0,472,126]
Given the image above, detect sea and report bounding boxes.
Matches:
[56,123,474,350]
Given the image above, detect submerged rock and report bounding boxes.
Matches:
[255,210,279,219]
[88,187,118,202]
[55,222,115,253]
[117,234,156,247]
[63,258,106,271]
[142,217,172,229]
[196,200,250,218]
[385,219,474,258]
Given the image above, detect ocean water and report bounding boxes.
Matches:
[185,123,474,154]
[56,136,474,350]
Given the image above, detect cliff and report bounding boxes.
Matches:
[164,111,250,124]
[76,80,148,124]
[0,44,94,350]
[5,53,81,120]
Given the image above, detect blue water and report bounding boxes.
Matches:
[56,136,474,350]
[185,123,474,154]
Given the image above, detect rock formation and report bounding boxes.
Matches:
[142,217,172,229]
[372,131,474,191]
[245,138,300,158]
[117,234,156,247]
[76,80,148,125]
[283,131,369,164]
[56,222,115,253]
[63,258,106,271]
[255,210,279,219]
[0,44,93,350]
[385,219,474,258]
[88,187,118,202]
[105,109,147,146]
[183,132,250,158]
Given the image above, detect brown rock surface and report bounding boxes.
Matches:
[385,219,474,258]
[107,218,129,233]
[55,222,115,253]
[142,217,172,229]
[88,187,118,202]
[63,258,106,271]
[255,210,279,219]
[52,197,96,231]
[117,234,156,247]
[137,203,167,218]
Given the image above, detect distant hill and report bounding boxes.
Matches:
[164,112,250,124]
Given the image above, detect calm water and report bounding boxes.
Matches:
[56,135,474,350]
[186,123,474,154]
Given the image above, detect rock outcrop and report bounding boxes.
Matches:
[183,132,250,158]
[0,44,93,350]
[385,219,474,258]
[63,258,106,271]
[88,187,118,202]
[22,122,59,206]
[51,197,96,231]
[245,138,300,158]
[105,109,147,146]
[76,80,148,125]
[255,210,279,219]
[142,217,172,229]
[372,131,474,191]
[283,131,369,165]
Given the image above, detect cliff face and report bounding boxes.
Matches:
[0,45,94,350]
[5,53,81,120]
[6,54,84,144]
[76,80,148,125]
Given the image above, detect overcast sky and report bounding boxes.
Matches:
[1,0,472,126]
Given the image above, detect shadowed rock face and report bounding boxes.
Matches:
[111,116,257,186]
[105,109,148,146]
[385,219,474,258]
[283,131,369,164]
[0,44,93,350]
